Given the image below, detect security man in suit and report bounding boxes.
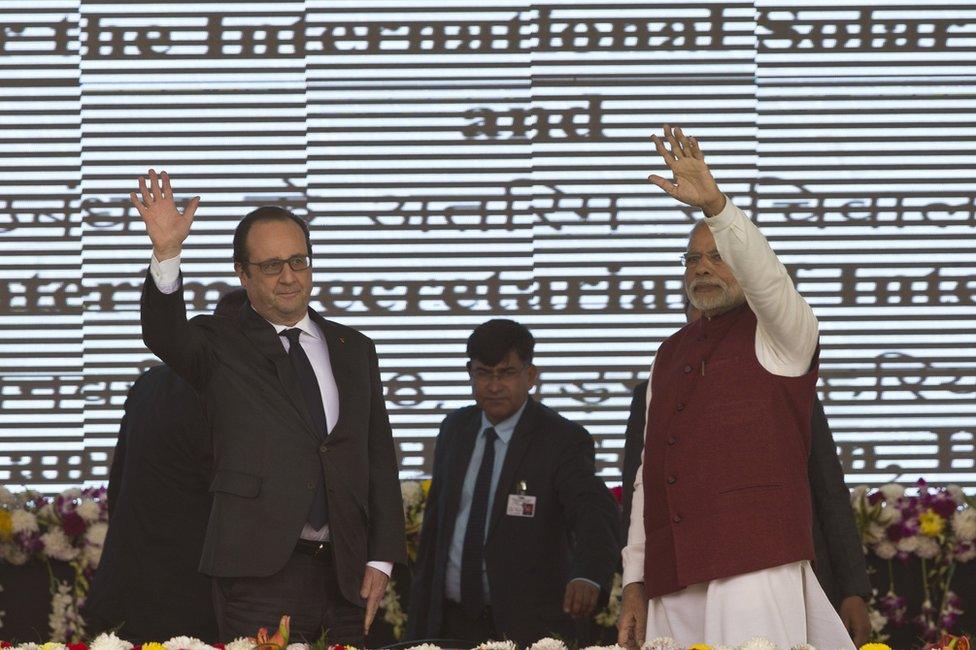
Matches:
[131,170,406,642]
[620,304,872,647]
[407,319,620,646]
[84,289,247,642]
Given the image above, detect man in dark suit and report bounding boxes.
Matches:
[130,170,406,642]
[620,309,872,647]
[407,319,620,646]
[84,289,247,642]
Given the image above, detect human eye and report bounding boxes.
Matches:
[260,259,284,274]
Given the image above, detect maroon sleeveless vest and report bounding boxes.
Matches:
[642,303,818,599]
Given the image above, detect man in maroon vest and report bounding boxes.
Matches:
[617,126,855,650]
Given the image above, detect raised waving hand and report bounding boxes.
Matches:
[130,169,200,261]
[648,125,726,216]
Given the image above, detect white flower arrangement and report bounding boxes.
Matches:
[874,540,897,560]
[915,535,941,559]
[641,638,680,650]
[952,507,976,542]
[75,499,102,524]
[474,641,518,650]
[41,528,80,562]
[738,637,779,650]
[581,645,626,650]
[163,636,213,650]
[223,638,254,650]
[89,633,133,650]
[526,638,566,650]
[380,579,407,640]
[879,483,905,502]
[11,509,39,534]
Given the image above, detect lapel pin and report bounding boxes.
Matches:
[339,336,345,343]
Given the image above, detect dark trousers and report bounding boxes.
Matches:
[212,546,363,644]
[439,599,497,644]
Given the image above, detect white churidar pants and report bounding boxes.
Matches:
[644,561,857,650]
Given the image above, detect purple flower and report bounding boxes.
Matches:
[60,510,86,537]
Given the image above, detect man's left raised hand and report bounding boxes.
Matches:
[360,565,390,635]
[563,578,600,619]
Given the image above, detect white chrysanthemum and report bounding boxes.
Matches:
[89,632,134,650]
[285,644,308,650]
[4,545,29,565]
[475,642,517,650]
[738,637,779,650]
[76,499,102,523]
[896,535,919,553]
[869,607,888,633]
[947,484,967,505]
[41,528,79,562]
[849,484,869,504]
[915,535,941,559]
[403,644,442,650]
[880,505,902,525]
[223,638,253,650]
[790,644,816,650]
[865,522,886,544]
[61,488,82,500]
[714,646,735,650]
[400,481,423,506]
[163,636,213,650]
[0,485,16,507]
[641,638,680,650]
[581,645,626,650]
[11,509,39,534]
[527,638,567,650]
[951,509,976,542]
[875,540,897,560]
[880,483,905,502]
[14,643,42,650]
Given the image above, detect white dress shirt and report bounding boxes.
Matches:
[149,254,392,577]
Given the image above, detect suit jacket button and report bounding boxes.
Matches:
[667,436,677,446]
[306,480,314,490]
[683,365,693,373]
[667,476,677,485]
[676,403,685,412]
[673,514,682,524]
[319,443,328,453]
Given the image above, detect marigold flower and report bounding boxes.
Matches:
[859,644,893,650]
[0,509,12,541]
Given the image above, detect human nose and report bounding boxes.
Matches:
[278,263,298,283]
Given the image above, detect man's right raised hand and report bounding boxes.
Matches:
[130,169,200,262]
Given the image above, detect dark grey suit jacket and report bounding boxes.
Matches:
[621,381,870,606]
[141,273,407,606]
[84,365,216,641]
[407,399,620,646]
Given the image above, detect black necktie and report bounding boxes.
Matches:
[281,328,329,529]
[460,426,497,617]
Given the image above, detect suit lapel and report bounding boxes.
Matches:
[237,303,317,441]
[487,399,538,538]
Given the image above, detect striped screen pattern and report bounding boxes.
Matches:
[0,1,974,491]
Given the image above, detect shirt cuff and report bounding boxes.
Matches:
[621,542,645,587]
[150,253,182,294]
[703,194,738,232]
[367,560,393,577]
[569,577,602,590]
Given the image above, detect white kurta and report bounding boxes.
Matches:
[621,199,855,649]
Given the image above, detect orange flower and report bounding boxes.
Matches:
[249,614,290,650]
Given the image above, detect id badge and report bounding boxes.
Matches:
[506,493,537,517]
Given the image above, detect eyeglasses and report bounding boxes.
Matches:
[244,255,310,276]
[469,365,527,383]
[681,251,723,268]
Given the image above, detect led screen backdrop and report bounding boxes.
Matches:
[1,1,974,492]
